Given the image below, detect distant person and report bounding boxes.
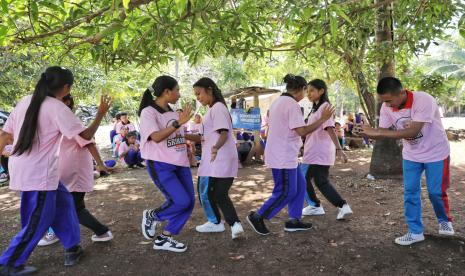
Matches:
[118,131,144,168]
[360,77,454,246]
[110,113,122,144]
[115,112,136,134]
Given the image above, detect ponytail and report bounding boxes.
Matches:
[283,74,307,93]
[193,77,226,106]
[138,75,178,116]
[13,66,74,156]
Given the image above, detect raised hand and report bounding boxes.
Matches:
[97,94,112,116]
[178,104,193,125]
[321,105,335,120]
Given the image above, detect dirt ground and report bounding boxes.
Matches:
[1,127,465,275]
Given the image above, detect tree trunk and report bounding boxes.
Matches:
[369,0,403,177]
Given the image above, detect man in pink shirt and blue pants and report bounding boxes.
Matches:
[361,77,454,246]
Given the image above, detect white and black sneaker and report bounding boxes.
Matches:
[141,209,158,240]
[284,219,312,232]
[439,221,455,236]
[153,235,187,253]
[246,211,270,235]
[394,232,425,246]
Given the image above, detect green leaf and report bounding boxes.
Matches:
[0,0,7,13]
[31,1,38,22]
[177,0,188,14]
[113,32,119,51]
[329,12,338,40]
[122,0,130,10]
[332,5,353,25]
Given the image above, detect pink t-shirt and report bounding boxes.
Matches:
[116,121,136,134]
[3,95,85,191]
[303,102,336,166]
[118,141,140,164]
[264,94,306,169]
[59,135,94,192]
[139,105,189,167]
[379,91,450,163]
[198,103,238,178]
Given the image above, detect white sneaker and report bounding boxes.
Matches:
[91,231,114,242]
[302,205,325,216]
[231,222,244,240]
[336,204,353,220]
[38,232,59,246]
[395,232,425,246]
[195,221,225,233]
[439,221,455,236]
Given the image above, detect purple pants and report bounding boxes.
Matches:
[0,183,80,268]
[257,167,305,220]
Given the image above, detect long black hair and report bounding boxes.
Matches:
[13,66,74,156]
[193,77,227,107]
[308,79,330,113]
[138,75,178,116]
[283,74,307,93]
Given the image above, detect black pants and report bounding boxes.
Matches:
[1,156,8,174]
[198,177,240,226]
[305,165,346,208]
[71,192,109,236]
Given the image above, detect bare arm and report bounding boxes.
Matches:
[185,134,202,143]
[79,95,112,140]
[86,143,111,173]
[0,131,13,155]
[361,122,425,139]
[293,105,335,137]
[327,127,348,163]
[210,131,229,162]
[150,126,178,143]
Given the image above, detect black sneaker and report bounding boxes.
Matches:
[246,211,270,235]
[0,265,38,275]
[153,235,187,253]
[64,245,83,266]
[284,219,312,232]
[141,209,157,240]
[136,162,146,168]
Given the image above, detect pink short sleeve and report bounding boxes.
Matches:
[379,104,393,128]
[288,103,305,130]
[2,110,15,135]
[73,135,94,148]
[212,104,231,131]
[140,108,160,142]
[54,105,85,139]
[411,95,435,123]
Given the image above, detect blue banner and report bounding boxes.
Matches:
[231,108,262,131]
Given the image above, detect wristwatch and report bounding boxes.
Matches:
[171,120,181,129]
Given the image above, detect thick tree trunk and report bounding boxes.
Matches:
[369,0,403,177]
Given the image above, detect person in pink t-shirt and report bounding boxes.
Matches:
[115,112,136,134]
[118,131,144,168]
[300,79,352,220]
[139,75,197,253]
[360,77,453,246]
[191,77,244,240]
[38,94,113,248]
[0,67,111,274]
[247,74,334,236]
